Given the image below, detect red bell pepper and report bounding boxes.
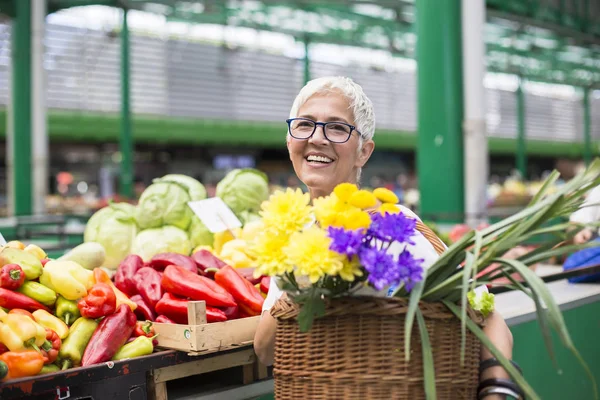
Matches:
[155,293,227,324]
[0,264,25,290]
[191,250,228,278]
[77,283,116,319]
[155,315,176,324]
[40,329,61,365]
[221,305,240,320]
[149,253,197,274]
[161,265,236,308]
[259,277,270,294]
[81,304,137,366]
[214,266,264,315]
[114,255,144,297]
[133,321,155,338]
[134,267,163,309]
[0,288,50,312]
[237,268,262,285]
[130,295,156,322]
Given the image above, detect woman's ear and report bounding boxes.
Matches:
[356,140,375,168]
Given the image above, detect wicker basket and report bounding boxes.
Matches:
[271,296,483,400]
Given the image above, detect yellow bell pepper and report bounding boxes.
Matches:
[0,313,46,352]
[39,261,94,301]
[32,310,69,339]
[93,268,137,312]
[23,244,47,261]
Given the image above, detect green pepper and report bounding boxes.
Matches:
[39,364,60,375]
[17,281,57,307]
[112,335,156,361]
[55,295,81,326]
[58,317,98,370]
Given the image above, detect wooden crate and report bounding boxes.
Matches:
[153,301,260,355]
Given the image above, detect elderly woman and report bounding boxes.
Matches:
[254,76,515,398]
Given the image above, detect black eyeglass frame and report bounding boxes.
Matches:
[285,117,362,144]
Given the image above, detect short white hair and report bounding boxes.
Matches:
[289,76,376,142]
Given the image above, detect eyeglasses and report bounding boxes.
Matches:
[286,118,361,144]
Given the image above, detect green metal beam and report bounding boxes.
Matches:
[583,88,592,165]
[119,8,134,198]
[303,36,311,85]
[11,0,33,216]
[516,79,527,179]
[416,0,463,223]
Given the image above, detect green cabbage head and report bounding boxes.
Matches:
[84,202,138,270]
[188,216,214,249]
[132,225,192,261]
[158,174,207,201]
[216,169,269,216]
[135,181,193,230]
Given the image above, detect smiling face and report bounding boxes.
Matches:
[287,91,375,199]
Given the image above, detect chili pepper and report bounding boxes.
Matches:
[149,253,197,274]
[55,296,81,326]
[0,264,24,290]
[0,343,8,354]
[155,293,227,324]
[9,309,34,320]
[77,283,116,319]
[114,255,144,297]
[0,247,43,281]
[0,350,44,381]
[260,276,270,295]
[93,268,137,312]
[58,317,98,370]
[0,313,47,352]
[155,315,175,324]
[0,288,49,312]
[17,281,57,307]
[130,295,156,322]
[39,260,93,301]
[238,303,260,317]
[112,335,156,361]
[221,305,240,320]
[215,266,264,314]
[134,267,163,309]
[81,304,137,366]
[133,321,155,338]
[40,329,61,365]
[191,249,228,278]
[32,310,69,340]
[39,363,60,375]
[162,265,236,308]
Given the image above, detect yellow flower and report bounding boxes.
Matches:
[251,232,293,277]
[337,256,363,282]
[283,226,345,283]
[378,203,401,215]
[333,183,358,202]
[340,209,371,230]
[313,193,351,228]
[373,187,399,204]
[348,190,377,209]
[260,188,312,235]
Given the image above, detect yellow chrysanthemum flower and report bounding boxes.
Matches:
[340,209,371,230]
[251,232,293,278]
[348,190,377,209]
[373,187,399,204]
[333,183,358,202]
[336,256,364,282]
[283,226,345,283]
[378,203,401,215]
[313,193,353,228]
[260,188,312,235]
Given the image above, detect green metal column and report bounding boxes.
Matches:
[119,8,134,198]
[583,88,592,166]
[416,0,464,223]
[303,36,311,85]
[12,0,33,216]
[516,79,527,179]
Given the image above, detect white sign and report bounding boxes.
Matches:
[188,198,242,234]
[0,232,6,246]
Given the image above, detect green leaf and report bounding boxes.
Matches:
[404,278,426,361]
[460,251,475,365]
[296,291,326,333]
[416,309,437,400]
[442,300,541,400]
[528,170,560,206]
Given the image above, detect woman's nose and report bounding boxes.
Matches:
[308,124,329,145]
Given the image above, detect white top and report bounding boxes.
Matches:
[262,205,445,313]
[570,185,600,231]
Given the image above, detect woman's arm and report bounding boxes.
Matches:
[480,311,514,399]
[254,311,277,365]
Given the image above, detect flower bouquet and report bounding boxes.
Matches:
[252,160,600,400]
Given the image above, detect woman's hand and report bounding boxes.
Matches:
[574,228,594,244]
[480,311,514,399]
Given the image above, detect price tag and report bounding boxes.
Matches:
[0,232,6,246]
[188,198,242,234]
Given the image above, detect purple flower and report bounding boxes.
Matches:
[369,212,418,245]
[327,227,365,257]
[396,249,424,292]
[359,246,399,291]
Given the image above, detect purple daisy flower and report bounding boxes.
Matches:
[369,212,418,245]
[327,226,365,257]
[359,246,399,291]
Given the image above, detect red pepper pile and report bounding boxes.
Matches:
[113,251,268,325]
